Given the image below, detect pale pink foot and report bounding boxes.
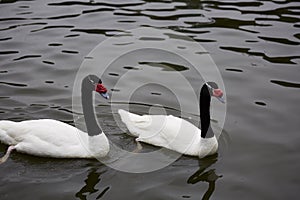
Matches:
[0,146,16,164]
[133,141,143,153]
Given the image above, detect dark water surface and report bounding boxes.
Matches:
[0,0,300,199]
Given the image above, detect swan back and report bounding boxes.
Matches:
[0,120,19,145]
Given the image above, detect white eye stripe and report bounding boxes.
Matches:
[88,75,96,84]
[205,83,214,92]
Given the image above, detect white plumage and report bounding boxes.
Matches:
[118,109,218,158]
[0,119,109,159]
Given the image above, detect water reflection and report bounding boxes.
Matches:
[76,167,110,200]
[187,154,222,200]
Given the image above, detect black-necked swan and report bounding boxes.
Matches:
[0,75,109,163]
[118,82,224,158]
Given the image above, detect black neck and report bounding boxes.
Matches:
[81,76,102,136]
[199,84,213,138]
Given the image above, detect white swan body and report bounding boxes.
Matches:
[0,75,111,162]
[118,109,218,158]
[0,119,109,158]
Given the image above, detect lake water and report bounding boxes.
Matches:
[0,0,299,199]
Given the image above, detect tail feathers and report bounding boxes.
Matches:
[0,129,15,145]
[0,121,17,145]
[118,109,146,122]
[118,109,152,137]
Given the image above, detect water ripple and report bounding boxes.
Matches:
[271,80,300,88]
[64,34,80,38]
[30,25,75,33]
[0,37,12,41]
[0,51,19,55]
[42,60,55,65]
[16,12,33,15]
[226,68,244,73]
[255,101,267,106]
[0,17,26,22]
[139,61,189,71]
[61,50,79,54]
[204,1,263,7]
[202,17,268,33]
[48,1,144,7]
[71,28,121,35]
[139,37,165,41]
[82,7,115,14]
[220,46,300,64]
[141,10,205,21]
[0,22,47,31]
[48,43,63,46]
[0,81,27,87]
[13,55,41,61]
[258,36,300,46]
[46,13,81,20]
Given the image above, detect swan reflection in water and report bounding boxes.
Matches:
[75,154,221,200]
[75,167,110,200]
[187,154,222,200]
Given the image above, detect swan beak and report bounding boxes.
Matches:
[216,96,225,103]
[100,92,109,99]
